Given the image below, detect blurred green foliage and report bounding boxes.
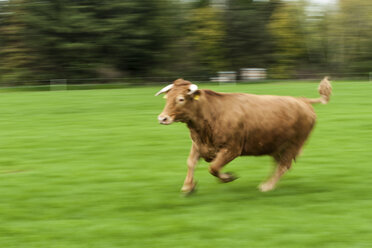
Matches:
[1,0,372,85]
[0,81,372,247]
[268,1,307,78]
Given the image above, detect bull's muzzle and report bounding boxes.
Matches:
[158,114,173,125]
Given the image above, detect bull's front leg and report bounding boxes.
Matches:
[181,143,200,194]
[208,148,238,183]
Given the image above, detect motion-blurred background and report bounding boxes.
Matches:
[0,0,371,86]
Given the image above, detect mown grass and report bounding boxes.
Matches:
[0,81,371,248]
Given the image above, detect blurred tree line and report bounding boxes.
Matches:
[0,0,371,85]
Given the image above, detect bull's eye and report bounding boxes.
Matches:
[177,96,185,104]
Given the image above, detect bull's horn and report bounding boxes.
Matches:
[188,84,198,95]
[155,84,173,96]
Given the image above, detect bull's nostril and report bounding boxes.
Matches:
[158,115,170,123]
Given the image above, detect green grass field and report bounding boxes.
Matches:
[0,81,371,248]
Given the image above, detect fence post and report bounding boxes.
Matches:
[50,79,67,91]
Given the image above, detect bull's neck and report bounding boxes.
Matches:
[186,93,218,135]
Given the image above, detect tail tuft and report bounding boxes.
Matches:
[318,76,332,104]
[308,76,332,104]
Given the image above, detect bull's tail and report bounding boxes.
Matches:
[307,76,332,104]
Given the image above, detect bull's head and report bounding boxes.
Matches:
[155,79,200,125]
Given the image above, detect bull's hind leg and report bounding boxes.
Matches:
[259,151,294,192]
[208,149,238,183]
[181,143,200,194]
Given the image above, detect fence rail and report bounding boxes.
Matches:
[0,72,371,91]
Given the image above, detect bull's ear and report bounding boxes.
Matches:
[192,90,201,100]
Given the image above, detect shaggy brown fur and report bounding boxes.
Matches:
[156,77,332,193]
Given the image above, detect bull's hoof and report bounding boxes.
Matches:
[181,182,197,196]
[258,182,275,192]
[219,172,238,183]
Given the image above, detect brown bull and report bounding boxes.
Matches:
[156,77,332,193]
